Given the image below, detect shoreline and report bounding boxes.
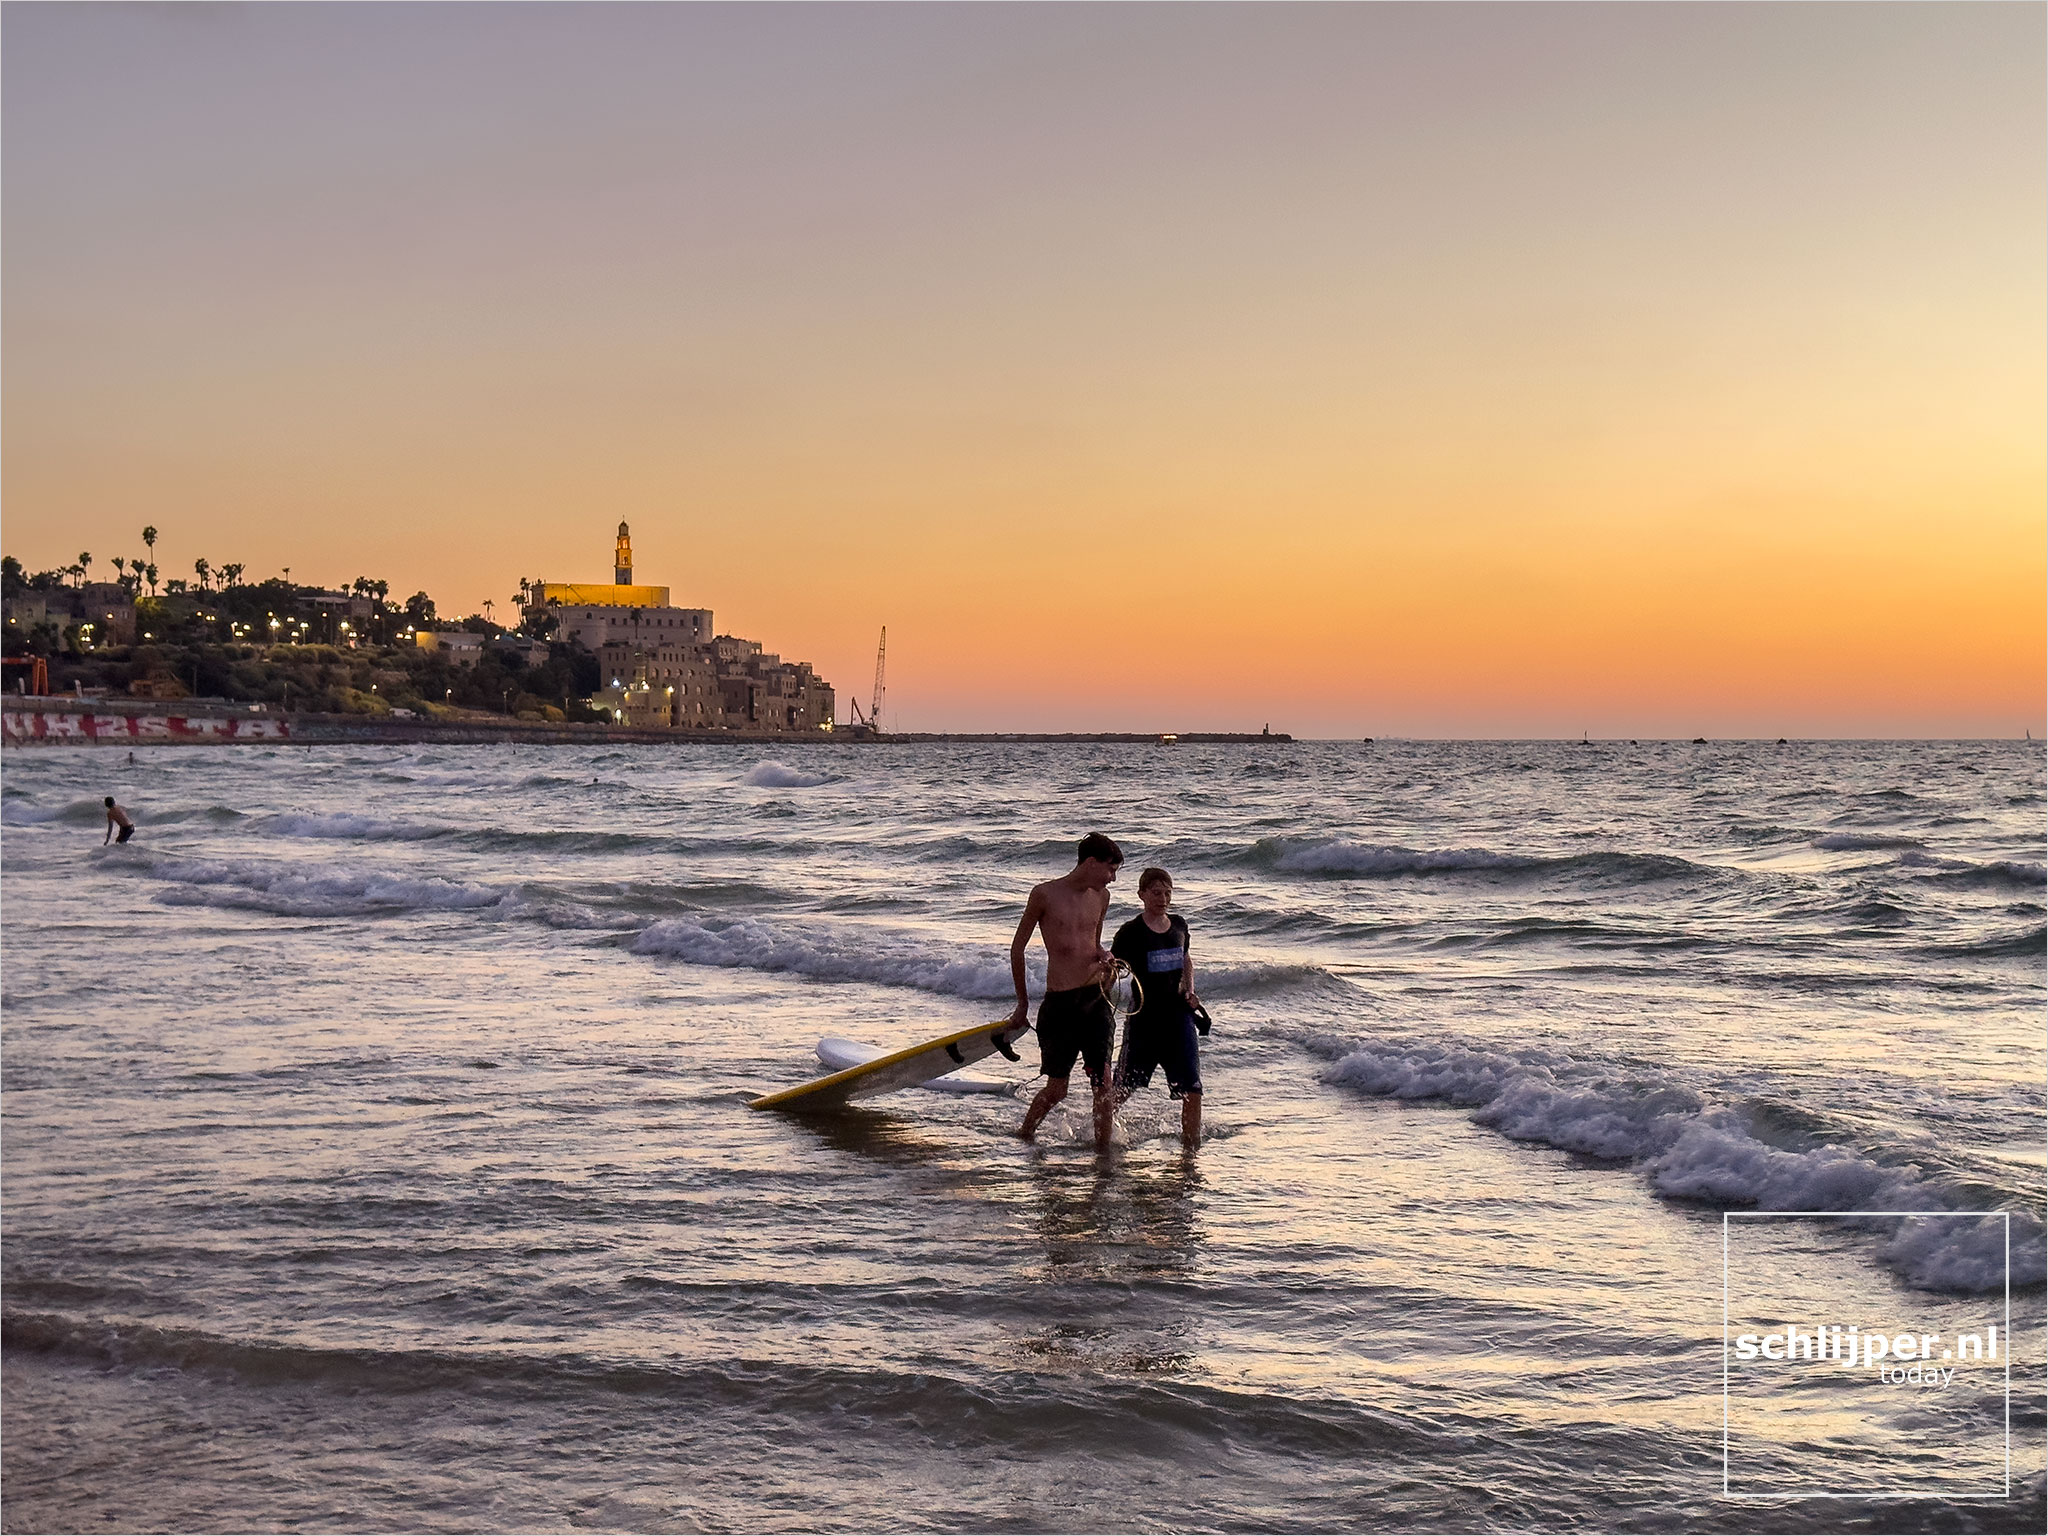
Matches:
[0,697,1294,747]
[7,697,2036,748]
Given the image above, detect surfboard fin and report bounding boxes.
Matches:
[945,1042,965,1064]
[991,1031,1021,1062]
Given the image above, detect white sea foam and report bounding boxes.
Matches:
[742,761,834,789]
[632,915,1028,998]
[1322,1041,2044,1293]
[147,858,507,917]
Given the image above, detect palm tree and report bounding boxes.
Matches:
[78,553,92,586]
[221,563,244,589]
[194,557,211,591]
[142,526,157,562]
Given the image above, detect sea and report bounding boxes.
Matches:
[2,738,2042,1533]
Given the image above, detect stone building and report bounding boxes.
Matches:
[597,640,722,729]
[709,638,834,734]
[524,523,712,652]
[542,523,835,733]
[597,635,834,734]
[4,583,139,647]
[414,631,484,665]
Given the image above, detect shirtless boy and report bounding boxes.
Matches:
[1012,832,1123,1149]
[103,797,135,844]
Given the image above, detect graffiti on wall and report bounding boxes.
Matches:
[2,711,291,746]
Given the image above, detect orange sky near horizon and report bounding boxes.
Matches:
[3,3,2041,737]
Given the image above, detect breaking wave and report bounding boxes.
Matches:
[742,761,836,789]
[1318,1039,2043,1294]
[146,858,509,918]
[633,915,1025,999]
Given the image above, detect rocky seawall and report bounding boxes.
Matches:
[2,699,1291,747]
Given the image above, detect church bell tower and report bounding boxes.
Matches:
[615,521,633,585]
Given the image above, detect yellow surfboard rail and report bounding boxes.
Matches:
[747,1018,1030,1110]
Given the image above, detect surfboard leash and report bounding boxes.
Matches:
[1102,958,1144,1100]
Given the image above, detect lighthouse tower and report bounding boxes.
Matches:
[615,522,633,585]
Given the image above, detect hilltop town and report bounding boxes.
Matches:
[0,524,837,734]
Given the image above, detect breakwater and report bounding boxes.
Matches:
[1,698,1291,748]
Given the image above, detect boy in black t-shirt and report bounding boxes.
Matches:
[1109,866,1204,1148]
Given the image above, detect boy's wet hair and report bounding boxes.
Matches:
[1077,832,1124,866]
[104,797,115,808]
[1138,866,1172,894]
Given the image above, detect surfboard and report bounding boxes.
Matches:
[747,1019,1031,1111]
[813,1036,1014,1095]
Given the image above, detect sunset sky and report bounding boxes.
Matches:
[4,3,2041,737]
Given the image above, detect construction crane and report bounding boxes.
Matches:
[846,626,887,734]
[870,626,886,734]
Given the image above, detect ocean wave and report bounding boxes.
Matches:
[1914,925,2048,960]
[1922,858,2048,889]
[742,760,837,789]
[628,913,1332,1004]
[144,805,247,827]
[1,798,106,827]
[145,857,508,918]
[1319,1041,2043,1294]
[462,827,653,854]
[1812,833,1925,852]
[1241,837,1712,884]
[0,1310,1447,1458]
[632,915,1027,999]
[1195,961,1349,999]
[253,812,450,841]
[1419,917,1712,953]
